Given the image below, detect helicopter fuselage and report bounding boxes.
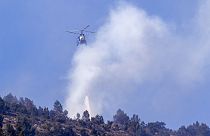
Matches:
[78,34,87,45]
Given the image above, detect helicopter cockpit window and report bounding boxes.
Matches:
[79,35,85,40]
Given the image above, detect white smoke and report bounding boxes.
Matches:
[65,1,210,126]
[84,95,92,116]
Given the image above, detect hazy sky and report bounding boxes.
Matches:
[1,0,209,129]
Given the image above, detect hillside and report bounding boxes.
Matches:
[0,93,210,136]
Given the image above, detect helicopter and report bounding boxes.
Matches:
[66,25,95,46]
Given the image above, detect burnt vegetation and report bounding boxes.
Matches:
[0,93,209,136]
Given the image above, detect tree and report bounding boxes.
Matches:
[177,126,191,136]
[80,129,89,136]
[50,110,56,119]
[24,98,37,115]
[3,93,18,104]
[0,114,3,128]
[43,107,50,119]
[61,127,76,136]
[16,123,24,136]
[113,109,129,125]
[130,114,140,123]
[128,114,141,136]
[5,124,16,136]
[0,127,3,136]
[16,103,27,114]
[53,100,63,113]
[17,116,35,136]
[76,113,81,120]
[37,106,44,116]
[0,97,5,113]
[182,122,210,136]
[64,110,68,116]
[147,121,167,135]
[91,115,104,125]
[50,107,66,123]
[82,110,90,122]
[50,100,64,122]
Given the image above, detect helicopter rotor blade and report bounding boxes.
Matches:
[84,30,95,33]
[69,29,80,32]
[83,25,90,30]
[66,31,79,34]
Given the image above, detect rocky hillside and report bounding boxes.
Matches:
[0,93,210,136]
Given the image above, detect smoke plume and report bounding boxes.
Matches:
[65,1,210,126]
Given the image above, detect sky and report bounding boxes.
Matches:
[0,0,209,129]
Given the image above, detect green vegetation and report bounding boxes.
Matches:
[0,93,209,136]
